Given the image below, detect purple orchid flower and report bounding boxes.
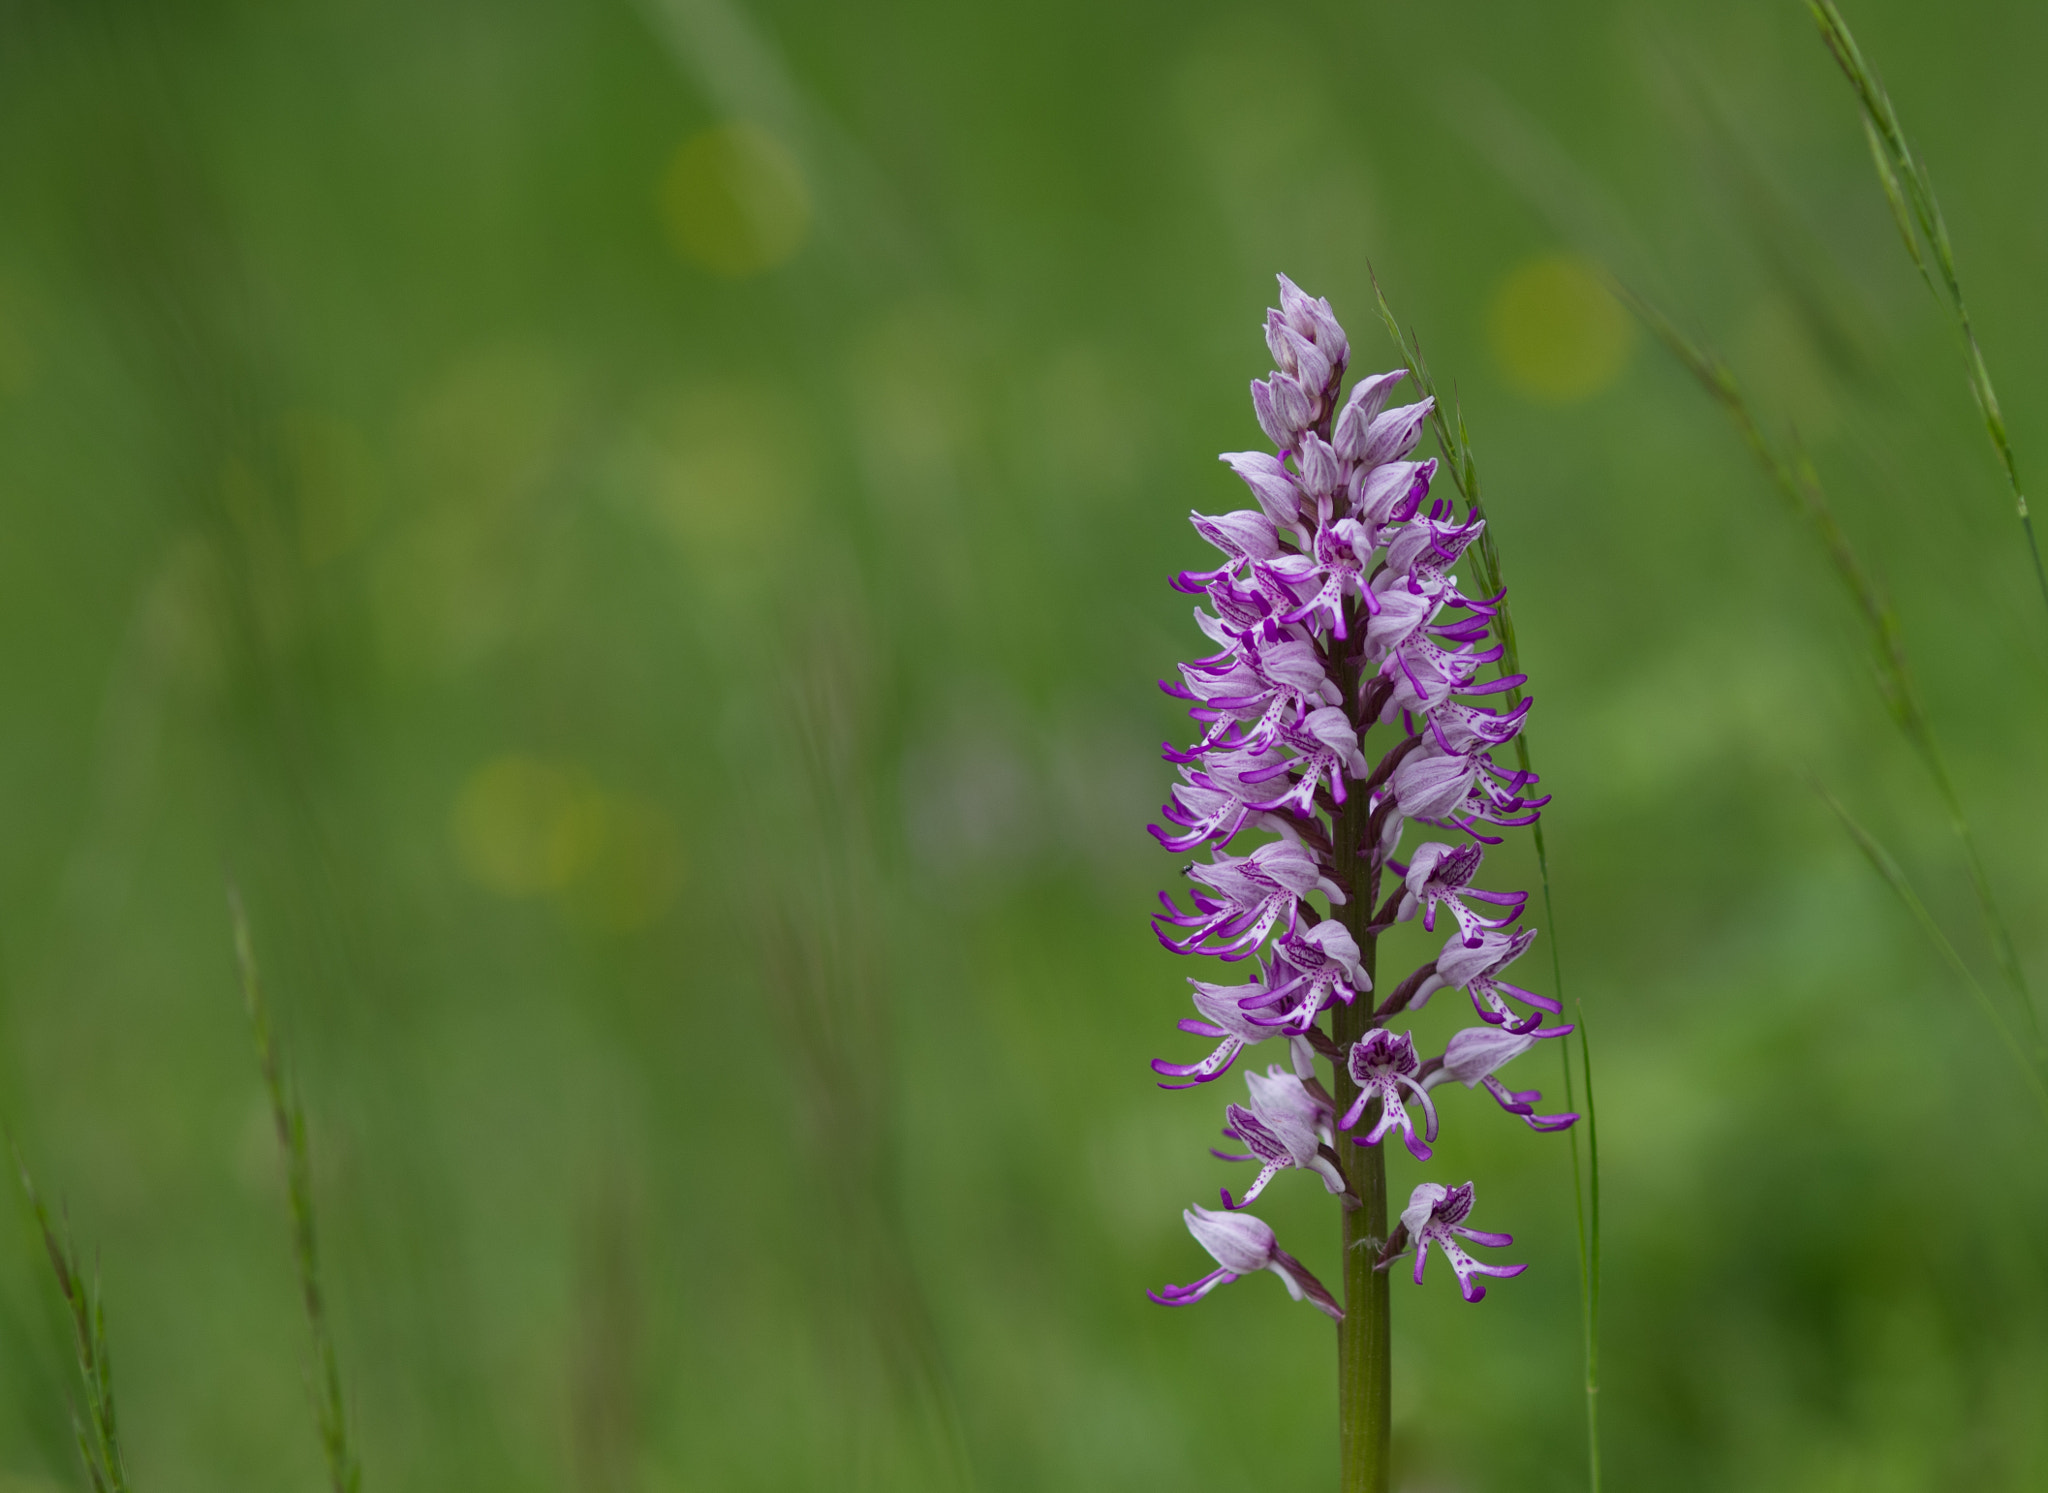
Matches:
[1395,1183,1526,1303]
[1238,921,1369,1032]
[1151,1206,1342,1318]
[1145,277,1584,1368]
[1394,842,1527,946]
[1153,970,1322,1089]
[1384,509,1486,586]
[1390,746,1549,844]
[1153,978,1273,1088]
[1218,449,1303,529]
[1426,1026,1580,1132]
[1155,838,1344,959]
[1149,745,1295,853]
[1336,1028,1438,1160]
[1420,926,1562,1032]
[1217,1065,1347,1207]
[1350,450,1432,521]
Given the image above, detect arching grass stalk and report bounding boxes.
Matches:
[1806,0,2048,618]
[1621,286,2048,1074]
[229,889,361,1493]
[1370,273,1601,1493]
[10,1145,129,1493]
[1815,787,2048,1123]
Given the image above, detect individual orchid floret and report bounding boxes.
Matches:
[1243,707,1370,818]
[1153,976,1281,1088]
[1393,1182,1525,1303]
[1425,926,1561,1031]
[1177,508,1284,591]
[1216,453,1303,531]
[1428,697,1532,755]
[1352,456,1434,530]
[1331,370,1421,464]
[1374,631,1522,721]
[1269,518,1377,638]
[1352,398,1435,472]
[1155,839,1344,959]
[1154,971,1320,1088]
[1393,842,1527,946]
[1238,920,1369,1033]
[1271,274,1349,375]
[1167,635,1338,756]
[1245,1062,1336,1144]
[1384,509,1485,586]
[1426,1027,1579,1132]
[1187,576,1287,649]
[1149,746,1294,853]
[1362,577,1443,656]
[1292,432,1345,522]
[1218,1067,1347,1207]
[1336,1029,1438,1161]
[1250,372,1317,452]
[1390,746,1548,843]
[1150,1206,1341,1318]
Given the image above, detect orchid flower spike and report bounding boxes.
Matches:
[1144,275,1579,1354]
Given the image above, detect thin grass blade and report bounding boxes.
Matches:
[1620,281,2043,1052]
[1370,270,1596,1491]
[1808,0,2048,614]
[1575,1004,1601,1493]
[229,888,362,1493]
[10,1145,129,1493]
[1814,784,2048,1121]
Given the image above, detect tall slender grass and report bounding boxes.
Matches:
[1620,287,2048,1106]
[229,888,361,1493]
[1370,274,1603,1493]
[1815,785,2048,1120]
[755,622,976,1492]
[1573,1007,1600,1487]
[1807,0,2048,618]
[11,1146,130,1493]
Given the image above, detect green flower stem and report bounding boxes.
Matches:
[1331,577,1389,1493]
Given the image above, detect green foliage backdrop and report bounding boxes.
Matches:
[0,1,2044,1489]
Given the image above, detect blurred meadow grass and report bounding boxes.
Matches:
[0,1,2046,1491]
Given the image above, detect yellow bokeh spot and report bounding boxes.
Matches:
[563,796,682,935]
[660,123,811,277]
[1488,255,1632,403]
[644,381,807,555]
[452,757,608,897]
[452,758,684,932]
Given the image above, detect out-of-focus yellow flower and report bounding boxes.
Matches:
[1488,255,1632,403]
[452,757,683,933]
[660,122,810,277]
[453,756,609,897]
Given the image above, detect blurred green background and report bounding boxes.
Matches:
[1,0,2045,1489]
